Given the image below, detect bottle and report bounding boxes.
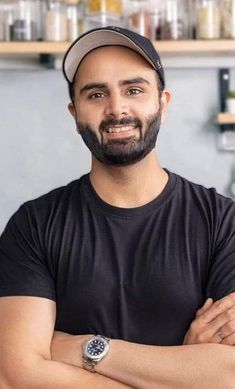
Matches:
[13,0,37,40]
[43,0,67,41]
[127,0,152,38]
[221,0,235,38]
[195,0,221,39]
[65,0,85,41]
[85,0,124,30]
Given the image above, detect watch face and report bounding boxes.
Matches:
[84,336,109,360]
[88,339,105,356]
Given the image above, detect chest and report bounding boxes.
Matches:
[52,210,210,345]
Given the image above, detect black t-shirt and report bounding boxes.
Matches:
[0,170,235,346]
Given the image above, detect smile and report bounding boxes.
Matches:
[106,125,137,133]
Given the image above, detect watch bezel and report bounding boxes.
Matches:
[83,335,110,361]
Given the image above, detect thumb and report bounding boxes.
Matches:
[196,297,213,318]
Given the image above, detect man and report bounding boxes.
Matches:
[0,26,235,388]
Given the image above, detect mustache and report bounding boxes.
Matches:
[99,117,142,133]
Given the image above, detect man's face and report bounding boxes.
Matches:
[69,46,168,166]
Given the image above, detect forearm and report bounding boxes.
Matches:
[97,340,235,389]
[1,356,131,389]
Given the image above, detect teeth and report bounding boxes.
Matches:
[107,125,136,133]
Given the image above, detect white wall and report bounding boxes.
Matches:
[1,66,235,233]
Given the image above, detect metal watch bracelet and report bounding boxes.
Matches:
[82,335,110,373]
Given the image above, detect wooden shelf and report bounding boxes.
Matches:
[154,40,235,54]
[0,40,235,55]
[216,113,235,124]
[0,41,70,54]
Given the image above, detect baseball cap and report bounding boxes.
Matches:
[62,26,165,89]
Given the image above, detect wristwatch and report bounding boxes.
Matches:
[82,335,110,372]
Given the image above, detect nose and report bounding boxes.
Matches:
[103,92,129,118]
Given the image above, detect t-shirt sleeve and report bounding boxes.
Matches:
[206,199,235,300]
[0,203,56,301]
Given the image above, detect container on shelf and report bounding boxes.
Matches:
[160,0,193,40]
[43,0,67,41]
[66,0,85,41]
[85,0,124,31]
[221,0,235,38]
[195,0,221,39]
[13,0,37,41]
[150,5,162,40]
[4,4,14,41]
[0,2,4,40]
[127,0,152,38]
[35,0,47,40]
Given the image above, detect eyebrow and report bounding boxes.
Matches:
[119,77,150,86]
[79,77,150,95]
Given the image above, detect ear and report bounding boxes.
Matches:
[68,102,76,119]
[68,102,80,134]
[160,90,172,124]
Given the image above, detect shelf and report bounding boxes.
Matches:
[154,40,235,55]
[216,113,235,125]
[0,40,235,55]
[0,41,70,54]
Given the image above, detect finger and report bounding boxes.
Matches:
[221,332,235,346]
[196,298,213,318]
[205,305,235,331]
[199,306,235,341]
[198,293,235,324]
[219,319,235,338]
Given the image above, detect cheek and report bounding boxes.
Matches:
[76,104,103,126]
[132,97,159,117]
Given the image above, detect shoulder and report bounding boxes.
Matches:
[172,170,233,206]
[24,175,87,211]
[168,170,235,222]
[5,175,88,234]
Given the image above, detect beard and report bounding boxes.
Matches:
[76,108,162,166]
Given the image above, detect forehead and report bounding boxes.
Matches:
[74,46,156,85]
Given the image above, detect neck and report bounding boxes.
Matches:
[89,150,169,208]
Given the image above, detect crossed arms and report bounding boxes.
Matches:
[0,294,235,388]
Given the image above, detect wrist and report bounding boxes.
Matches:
[51,332,90,368]
[82,334,111,373]
[95,339,121,375]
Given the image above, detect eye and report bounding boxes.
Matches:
[88,92,106,99]
[127,88,143,96]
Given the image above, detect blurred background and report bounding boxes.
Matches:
[0,0,235,233]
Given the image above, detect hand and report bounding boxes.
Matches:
[51,331,91,368]
[184,293,235,346]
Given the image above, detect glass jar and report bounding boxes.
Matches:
[35,0,47,40]
[150,5,162,40]
[160,0,192,40]
[66,0,85,41]
[0,2,4,40]
[221,0,235,38]
[195,0,221,39]
[4,1,14,41]
[127,0,152,38]
[85,0,124,30]
[13,0,37,40]
[43,0,67,41]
